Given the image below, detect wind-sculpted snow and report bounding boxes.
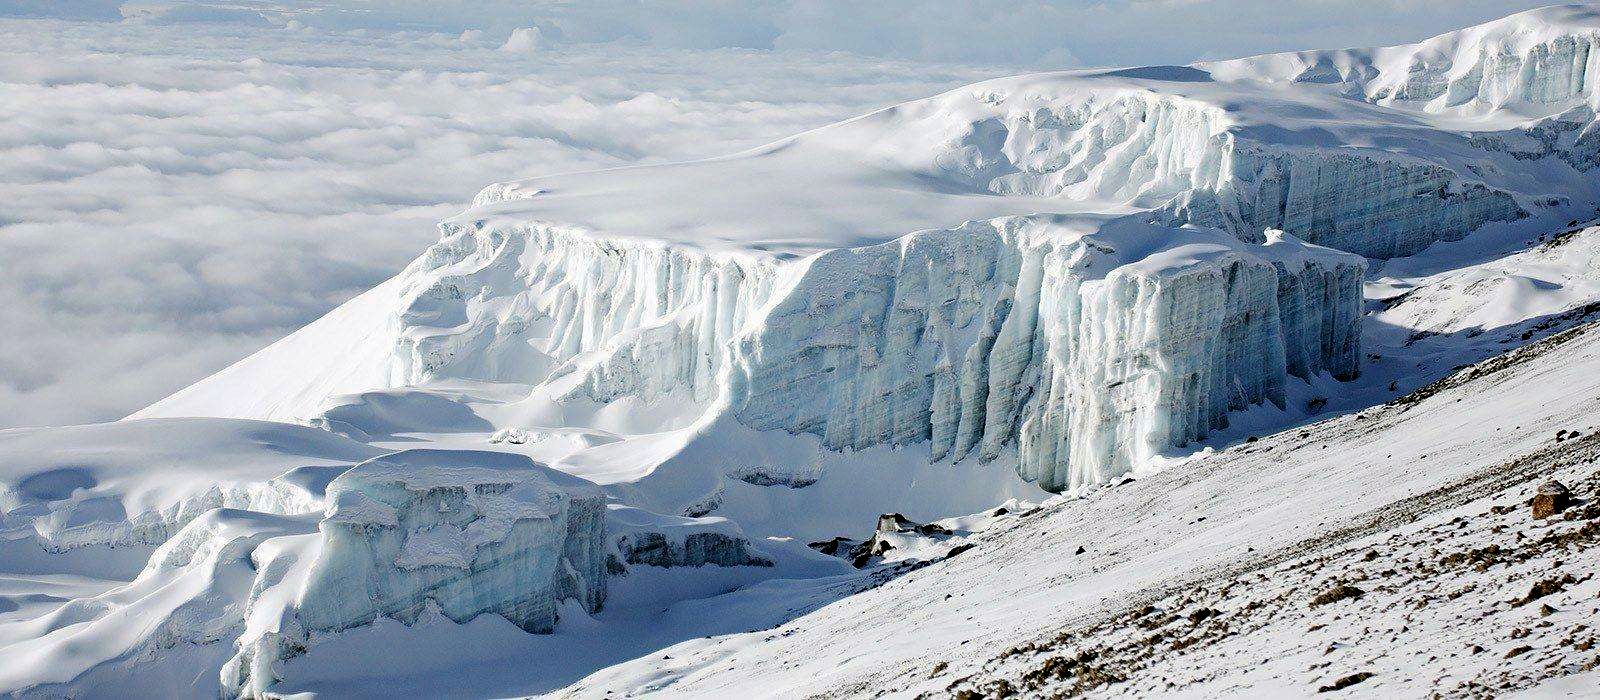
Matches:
[222,449,607,698]
[0,508,319,698]
[0,419,380,553]
[729,217,1362,491]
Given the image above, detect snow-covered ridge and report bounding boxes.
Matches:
[1204,3,1600,115]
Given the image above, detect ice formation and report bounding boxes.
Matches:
[10,7,1600,699]
[137,5,1600,500]
[222,449,608,698]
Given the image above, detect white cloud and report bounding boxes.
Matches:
[499,26,543,54]
[0,17,996,428]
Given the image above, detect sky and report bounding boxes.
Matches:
[0,1,1563,427]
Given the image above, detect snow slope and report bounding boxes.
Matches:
[549,305,1600,700]
[0,419,381,554]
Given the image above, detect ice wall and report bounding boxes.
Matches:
[607,504,774,570]
[223,449,607,698]
[1372,27,1599,113]
[728,216,1363,492]
[1203,5,1600,115]
[397,221,778,404]
[1202,145,1525,259]
[909,89,1525,259]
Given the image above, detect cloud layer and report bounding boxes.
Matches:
[0,17,996,427]
[5,1,1558,66]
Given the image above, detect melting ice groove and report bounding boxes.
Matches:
[4,5,1600,698]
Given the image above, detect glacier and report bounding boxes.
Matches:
[222,449,607,698]
[7,5,1600,699]
[133,5,1600,509]
[727,217,1362,492]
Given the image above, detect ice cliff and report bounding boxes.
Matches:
[222,449,608,698]
[727,217,1361,491]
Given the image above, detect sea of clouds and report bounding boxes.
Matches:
[0,17,1002,427]
[0,0,1555,427]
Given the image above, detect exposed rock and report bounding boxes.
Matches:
[878,513,916,532]
[1309,583,1365,607]
[807,536,859,557]
[1514,574,1575,606]
[1532,480,1571,518]
[1317,672,1374,692]
[918,522,954,536]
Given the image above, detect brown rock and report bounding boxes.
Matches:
[1310,583,1366,608]
[1532,480,1571,519]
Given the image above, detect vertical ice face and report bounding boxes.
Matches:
[223,449,607,698]
[934,91,1233,204]
[1376,31,1599,112]
[903,88,1528,260]
[606,504,774,570]
[1210,146,1526,259]
[728,216,1363,492]
[396,222,778,404]
[301,449,607,632]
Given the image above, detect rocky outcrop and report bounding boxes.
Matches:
[607,505,773,571]
[1532,479,1572,518]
